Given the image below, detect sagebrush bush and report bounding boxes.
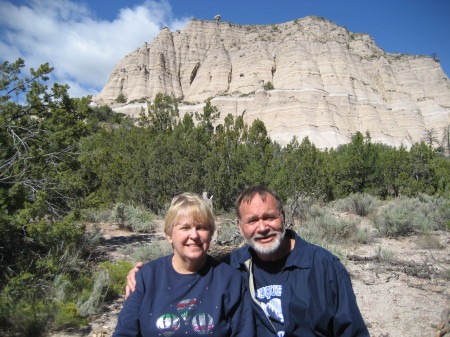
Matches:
[414,233,444,249]
[79,224,103,253]
[300,214,359,243]
[375,202,425,237]
[376,246,396,263]
[81,208,112,223]
[332,193,379,216]
[77,269,109,316]
[112,203,157,233]
[375,195,446,237]
[127,240,172,263]
[294,207,367,248]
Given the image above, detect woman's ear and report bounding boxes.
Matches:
[166,233,173,244]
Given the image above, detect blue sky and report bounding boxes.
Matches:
[1,0,449,98]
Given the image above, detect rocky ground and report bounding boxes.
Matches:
[51,219,450,337]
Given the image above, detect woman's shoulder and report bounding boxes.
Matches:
[139,255,171,273]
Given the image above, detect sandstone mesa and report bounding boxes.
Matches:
[94,16,450,149]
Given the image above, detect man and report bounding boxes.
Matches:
[126,186,369,337]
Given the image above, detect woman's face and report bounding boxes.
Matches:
[167,213,212,266]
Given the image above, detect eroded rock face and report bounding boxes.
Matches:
[94,16,450,149]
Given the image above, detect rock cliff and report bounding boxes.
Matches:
[94,16,450,149]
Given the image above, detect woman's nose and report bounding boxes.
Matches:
[189,227,199,238]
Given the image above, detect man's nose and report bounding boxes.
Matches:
[257,219,270,231]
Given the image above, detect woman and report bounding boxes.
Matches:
[113,192,254,336]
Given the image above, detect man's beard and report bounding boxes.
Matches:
[245,228,286,256]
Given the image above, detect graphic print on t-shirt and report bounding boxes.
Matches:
[156,298,215,336]
[177,298,199,323]
[256,285,285,324]
[156,314,181,336]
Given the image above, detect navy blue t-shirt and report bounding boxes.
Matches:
[113,255,254,337]
[253,254,288,337]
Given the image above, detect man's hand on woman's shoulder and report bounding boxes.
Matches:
[125,262,143,299]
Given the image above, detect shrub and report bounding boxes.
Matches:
[126,240,172,263]
[115,93,127,103]
[99,261,133,300]
[376,246,396,264]
[112,203,127,223]
[375,201,427,237]
[6,300,54,337]
[81,208,112,223]
[305,215,359,243]
[77,269,109,316]
[295,213,363,245]
[263,81,274,90]
[435,199,450,230]
[112,203,157,233]
[79,225,103,253]
[126,206,157,233]
[54,301,88,330]
[0,273,67,336]
[216,220,242,246]
[332,193,379,216]
[415,233,444,249]
[375,195,446,237]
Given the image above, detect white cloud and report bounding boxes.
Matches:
[0,0,190,97]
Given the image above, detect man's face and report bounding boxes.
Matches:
[238,193,285,257]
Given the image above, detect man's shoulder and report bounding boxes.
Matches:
[221,245,251,268]
[210,255,245,277]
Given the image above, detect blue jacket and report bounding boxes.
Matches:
[113,255,255,337]
[225,229,370,337]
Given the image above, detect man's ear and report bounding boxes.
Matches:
[237,220,243,235]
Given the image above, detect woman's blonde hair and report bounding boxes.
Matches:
[164,192,216,236]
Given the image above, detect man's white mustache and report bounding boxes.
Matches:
[252,232,279,240]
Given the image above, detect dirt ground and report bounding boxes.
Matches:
[52,221,450,337]
[346,232,450,337]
